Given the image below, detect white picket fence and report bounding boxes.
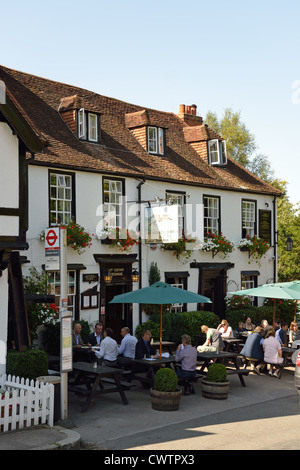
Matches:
[0,374,54,432]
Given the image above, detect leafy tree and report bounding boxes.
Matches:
[205,108,256,166]
[205,108,300,281]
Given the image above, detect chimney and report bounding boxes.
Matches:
[177,104,203,126]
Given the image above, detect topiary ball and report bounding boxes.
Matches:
[154,367,178,392]
[206,363,227,382]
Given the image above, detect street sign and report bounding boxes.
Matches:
[45,227,60,270]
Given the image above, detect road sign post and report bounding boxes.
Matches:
[59,226,72,420]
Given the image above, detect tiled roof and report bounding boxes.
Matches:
[0,65,281,196]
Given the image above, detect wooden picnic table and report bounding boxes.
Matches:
[69,362,129,412]
[197,350,249,387]
[130,355,177,387]
[223,338,244,352]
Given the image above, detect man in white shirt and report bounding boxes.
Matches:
[117,327,138,367]
[93,328,118,366]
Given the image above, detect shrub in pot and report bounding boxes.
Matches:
[150,367,182,411]
[201,363,230,400]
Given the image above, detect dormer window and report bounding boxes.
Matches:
[147,126,164,155]
[77,108,99,142]
[208,139,227,166]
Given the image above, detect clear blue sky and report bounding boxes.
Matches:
[2,0,300,205]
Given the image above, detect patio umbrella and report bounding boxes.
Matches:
[110,281,211,357]
[229,281,300,326]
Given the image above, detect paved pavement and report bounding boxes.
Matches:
[0,367,299,451]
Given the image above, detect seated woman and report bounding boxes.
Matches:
[263,329,283,378]
[289,321,300,345]
[217,319,234,338]
[244,317,256,331]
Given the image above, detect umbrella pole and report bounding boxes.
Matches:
[294,302,297,323]
[273,299,276,328]
[160,304,162,359]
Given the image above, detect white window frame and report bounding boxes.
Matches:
[242,200,256,237]
[208,139,227,165]
[49,172,72,225]
[203,196,220,234]
[103,178,124,228]
[147,126,164,155]
[88,113,98,142]
[78,108,86,139]
[166,192,185,237]
[47,270,76,318]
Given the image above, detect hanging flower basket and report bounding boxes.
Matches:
[236,235,270,265]
[201,232,235,259]
[40,221,93,255]
[161,232,198,263]
[98,227,139,252]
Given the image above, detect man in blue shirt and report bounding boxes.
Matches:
[117,327,138,367]
[275,322,288,346]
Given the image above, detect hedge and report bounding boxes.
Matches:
[6,349,48,381]
[226,301,296,330]
[136,311,220,345]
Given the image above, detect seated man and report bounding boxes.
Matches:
[175,334,197,395]
[135,330,157,359]
[72,322,84,348]
[275,322,289,346]
[117,327,138,368]
[201,325,224,350]
[240,326,264,371]
[93,328,118,366]
[87,322,104,347]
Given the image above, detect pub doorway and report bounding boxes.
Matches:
[105,284,131,343]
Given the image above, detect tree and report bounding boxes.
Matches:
[205,108,300,281]
[205,108,256,167]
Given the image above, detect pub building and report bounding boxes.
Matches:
[0,65,280,346]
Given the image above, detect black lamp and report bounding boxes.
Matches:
[131,268,139,282]
[286,237,293,252]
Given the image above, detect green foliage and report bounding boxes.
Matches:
[135,320,161,341]
[149,262,161,285]
[147,311,219,344]
[27,303,58,341]
[206,363,227,383]
[41,319,90,355]
[226,300,296,330]
[23,267,59,341]
[6,349,48,381]
[161,232,198,263]
[205,108,256,167]
[23,267,48,294]
[154,367,178,392]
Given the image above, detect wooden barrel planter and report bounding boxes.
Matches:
[201,379,230,400]
[150,388,182,411]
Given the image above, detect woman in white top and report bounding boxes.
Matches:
[263,329,283,378]
[217,319,234,338]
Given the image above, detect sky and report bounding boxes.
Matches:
[1,0,300,206]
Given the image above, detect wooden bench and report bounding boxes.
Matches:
[226,368,249,386]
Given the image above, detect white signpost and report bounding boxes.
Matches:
[45,226,72,420]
